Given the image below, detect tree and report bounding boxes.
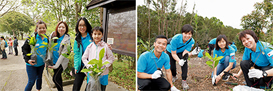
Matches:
[0,0,21,17]
[0,11,33,39]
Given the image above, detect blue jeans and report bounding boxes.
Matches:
[25,65,44,91]
[211,56,236,77]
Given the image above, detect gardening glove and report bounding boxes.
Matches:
[151,70,162,79]
[191,47,201,55]
[171,86,180,91]
[179,59,186,66]
[212,75,216,85]
[248,69,263,79]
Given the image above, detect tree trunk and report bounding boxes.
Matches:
[100,8,103,26]
[20,33,23,40]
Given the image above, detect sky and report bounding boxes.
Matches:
[136,0,263,29]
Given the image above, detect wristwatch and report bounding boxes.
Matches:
[263,71,268,77]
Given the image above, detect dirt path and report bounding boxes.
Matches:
[166,53,245,91]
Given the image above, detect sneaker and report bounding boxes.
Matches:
[222,74,230,81]
[181,80,189,90]
[170,86,180,91]
[172,76,178,82]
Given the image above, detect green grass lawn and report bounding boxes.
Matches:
[109,60,135,91]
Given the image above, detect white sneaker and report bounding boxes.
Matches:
[181,80,189,90]
[172,76,178,82]
[171,86,180,91]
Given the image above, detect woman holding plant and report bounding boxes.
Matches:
[81,26,115,91]
[22,20,48,91]
[211,35,236,85]
[72,17,93,91]
[233,30,273,88]
[47,21,70,91]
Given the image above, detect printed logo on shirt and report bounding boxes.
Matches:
[267,51,273,57]
[232,56,235,59]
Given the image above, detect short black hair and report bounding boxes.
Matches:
[155,35,167,42]
[14,36,17,39]
[215,35,229,50]
[181,24,194,35]
[239,30,258,43]
[92,26,103,34]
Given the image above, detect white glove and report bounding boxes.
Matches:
[179,59,186,66]
[248,69,263,79]
[171,86,180,91]
[212,75,216,85]
[151,70,162,79]
[191,47,201,55]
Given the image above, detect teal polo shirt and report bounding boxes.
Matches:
[213,46,236,64]
[26,34,48,67]
[230,44,237,52]
[137,50,170,74]
[209,38,217,44]
[166,34,195,53]
[53,35,64,64]
[242,41,273,67]
[81,33,92,53]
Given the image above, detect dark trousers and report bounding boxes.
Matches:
[138,78,170,91]
[2,49,7,58]
[208,44,215,55]
[167,51,188,80]
[240,60,273,87]
[53,65,63,91]
[25,65,44,91]
[14,47,18,55]
[72,71,86,91]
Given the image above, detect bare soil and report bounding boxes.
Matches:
[165,53,245,91]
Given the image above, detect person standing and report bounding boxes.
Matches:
[13,36,18,56]
[8,37,13,55]
[22,20,48,91]
[47,21,70,91]
[1,36,7,59]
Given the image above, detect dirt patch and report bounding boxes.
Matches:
[164,53,245,91]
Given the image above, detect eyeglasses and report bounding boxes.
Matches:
[79,25,86,28]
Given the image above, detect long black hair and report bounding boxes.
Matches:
[75,17,92,48]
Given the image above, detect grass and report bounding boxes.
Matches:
[109,60,135,91]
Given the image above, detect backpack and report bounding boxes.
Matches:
[5,40,7,48]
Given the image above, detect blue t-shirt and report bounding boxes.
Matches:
[53,35,64,64]
[209,38,217,45]
[242,41,273,67]
[137,49,170,74]
[166,34,195,53]
[26,34,48,67]
[213,46,236,64]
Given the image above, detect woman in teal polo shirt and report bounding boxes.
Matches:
[233,30,273,88]
[22,20,48,91]
[211,35,236,85]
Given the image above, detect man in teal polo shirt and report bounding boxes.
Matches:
[138,35,180,91]
[166,24,200,90]
[233,30,273,88]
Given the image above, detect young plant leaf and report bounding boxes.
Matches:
[206,61,213,66]
[205,52,212,60]
[88,59,98,65]
[81,69,91,73]
[102,61,110,66]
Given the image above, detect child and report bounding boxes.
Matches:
[82,26,115,91]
